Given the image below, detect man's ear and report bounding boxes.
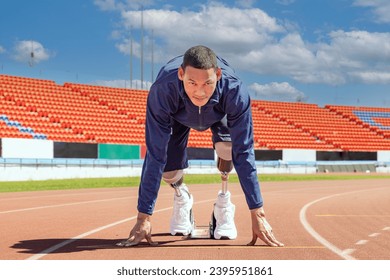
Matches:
[216,67,222,81]
[178,66,184,81]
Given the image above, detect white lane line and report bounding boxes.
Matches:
[342,248,355,256]
[299,186,389,260]
[0,196,134,214]
[356,240,368,245]
[316,214,390,217]
[26,197,218,260]
[0,189,132,201]
[26,214,139,260]
[299,194,356,260]
[1,187,207,214]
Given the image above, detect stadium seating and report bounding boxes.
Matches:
[1,74,389,151]
[251,101,335,150]
[252,101,389,151]
[325,105,390,141]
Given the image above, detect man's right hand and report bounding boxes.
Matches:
[116,212,158,247]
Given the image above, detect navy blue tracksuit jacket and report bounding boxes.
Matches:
[137,55,263,215]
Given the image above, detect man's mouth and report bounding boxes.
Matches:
[193,96,207,101]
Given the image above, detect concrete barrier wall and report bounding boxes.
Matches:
[283,149,316,162]
[378,151,390,162]
[1,138,53,158]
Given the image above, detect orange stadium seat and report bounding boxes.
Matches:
[1,74,389,151]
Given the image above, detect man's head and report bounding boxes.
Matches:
[178,45,222,107]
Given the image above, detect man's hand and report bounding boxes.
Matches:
[116,212,158,247]
[247,207,284,247]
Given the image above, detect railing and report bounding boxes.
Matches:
[0,158,144,168]
[1,158,388,169]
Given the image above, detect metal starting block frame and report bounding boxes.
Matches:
[190,223,213,239]
[189,205,217,239]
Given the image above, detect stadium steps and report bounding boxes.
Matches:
[0,75,147,144]
[252,101,335,150]
[256,101,390,151]
[1,74,390,151]
[325,105,390,141]
[0,76,95,143]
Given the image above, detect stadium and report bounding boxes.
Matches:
[1,73,390,181]
[1,73,390,261]
[1,2,390,278]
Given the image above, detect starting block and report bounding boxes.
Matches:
[190,212,216,239]
[191,224,213,239]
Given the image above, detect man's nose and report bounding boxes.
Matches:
[194,88,206,97]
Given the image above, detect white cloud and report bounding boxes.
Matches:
[317,30,390,83]
[103,1,390,86]
[326,30,390,63]
[349,71,390,84]
[353,0,390,23]
[249,82,305,102]
[238,33,319,81]
[120,3,285,61]
[240,30,390,85]
[12,40,53,65]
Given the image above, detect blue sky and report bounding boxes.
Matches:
[1,0,390,107]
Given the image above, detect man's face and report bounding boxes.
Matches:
[178,65,222,107]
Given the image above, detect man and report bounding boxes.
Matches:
[117,45,283,247]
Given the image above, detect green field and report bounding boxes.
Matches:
[1,173,390,193]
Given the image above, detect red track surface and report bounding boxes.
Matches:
[1,178,389,260]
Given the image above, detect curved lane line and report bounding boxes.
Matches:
[299,186,388,260]
[299,193,356,260]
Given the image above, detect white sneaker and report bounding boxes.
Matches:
[170,184,194,236]
[213,191,237,240]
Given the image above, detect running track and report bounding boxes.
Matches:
[1,178,389,260]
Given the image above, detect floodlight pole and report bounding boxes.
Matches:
[151,29,154,85]
[140,7,144,89]
[130,26,133,89]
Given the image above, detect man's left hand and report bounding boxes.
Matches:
[247,207,284,247]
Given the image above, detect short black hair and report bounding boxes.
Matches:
[182,45,218,70]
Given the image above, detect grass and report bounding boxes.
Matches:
[1,173,390,193]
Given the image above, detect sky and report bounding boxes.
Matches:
[1,0,390,107]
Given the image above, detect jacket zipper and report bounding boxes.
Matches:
[198,106,203,129]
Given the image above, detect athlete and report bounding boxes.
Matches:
[117,45,284,247]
